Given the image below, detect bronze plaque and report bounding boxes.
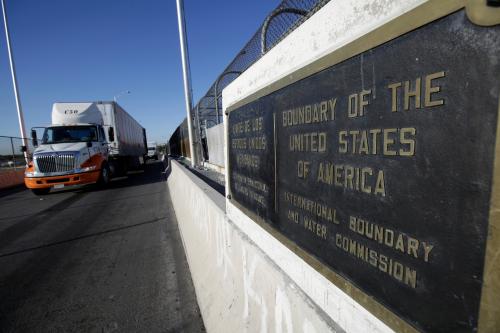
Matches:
[228,10,500,332]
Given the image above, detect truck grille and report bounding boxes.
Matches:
[35,153,76,173]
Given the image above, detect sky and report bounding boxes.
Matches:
[0,0,278,143]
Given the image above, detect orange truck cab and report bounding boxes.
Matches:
[25,102,147,195]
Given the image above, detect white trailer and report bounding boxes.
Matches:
[52,102,146,154]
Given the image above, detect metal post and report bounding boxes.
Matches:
[175,0,198,167]
[195,104,204,162]
[214,92,220,124]
[9,137,15,168]
[1,0,28,163]
[261,8,308,55]
[214,71,241,125]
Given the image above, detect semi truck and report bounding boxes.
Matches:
[146,141,158,160]
[25,101,147,195]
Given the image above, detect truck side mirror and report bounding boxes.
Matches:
[108,127,115,142]
[31,129,38,147]
[20,146,27,152]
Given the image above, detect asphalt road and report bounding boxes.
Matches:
[0,160,205,332]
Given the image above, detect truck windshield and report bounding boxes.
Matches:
[42,126,98,144]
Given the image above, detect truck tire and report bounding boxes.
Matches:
[32,188,50,195]
[98,162,111,187]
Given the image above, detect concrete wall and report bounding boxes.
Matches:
[206,123,225,167]
[167,160,340,332]
[169,1,444,332]
[0,169,24,189]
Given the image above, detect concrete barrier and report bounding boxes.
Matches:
[167,160,342,332]
[168,1,500,332]
[168,1,433,331]
[0,169,24,190]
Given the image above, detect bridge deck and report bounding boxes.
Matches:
[0,161,205,332]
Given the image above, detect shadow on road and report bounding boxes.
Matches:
[78,159,168,193]
[0,216,165,259]
[24,160,168,198]
[0,184,27,199]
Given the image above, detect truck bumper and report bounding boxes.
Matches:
[24,170,101,189]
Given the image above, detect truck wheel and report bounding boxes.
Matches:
[32,188,50,195]
[98,163,111,187]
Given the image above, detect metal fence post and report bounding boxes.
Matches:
[10,136,15,168]
[260,7,308,55]
[195,104,204,162]
[214,71,242,124]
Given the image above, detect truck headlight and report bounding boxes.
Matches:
[25,162,36,177]
[80,156,99,172]
[80,165,97,172]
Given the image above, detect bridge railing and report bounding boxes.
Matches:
[0,135,32,189]
[168,0,331,167]
[0,135,31,168]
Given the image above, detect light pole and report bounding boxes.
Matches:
[175,0,198,167]
[1,0,28,162]
[113,90,131,102]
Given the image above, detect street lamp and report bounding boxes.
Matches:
[113,90,131,102]
[1,0,29,162]
[176,0,198,167]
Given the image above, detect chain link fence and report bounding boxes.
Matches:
[0,136,30,169]
[0,135,31,189]
[169,0,330,162]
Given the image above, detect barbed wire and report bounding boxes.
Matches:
[170,0,331,156]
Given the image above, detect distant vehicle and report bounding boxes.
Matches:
[146,141,158,160]
[25,101,148,195]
